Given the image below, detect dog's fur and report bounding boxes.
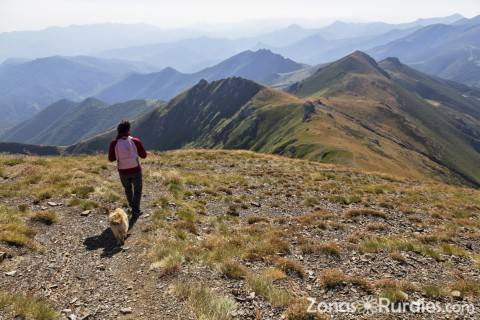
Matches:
[108,208,129,246]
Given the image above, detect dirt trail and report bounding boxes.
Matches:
[0,181,192,320]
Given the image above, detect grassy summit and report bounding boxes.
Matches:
[0,150,479,319]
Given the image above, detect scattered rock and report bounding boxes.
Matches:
[451,290,462,299]
[250,202,261,207]
[47,201,58,207]
[4,270,17,277]
[81,210,91,216]
[120,307,132,314]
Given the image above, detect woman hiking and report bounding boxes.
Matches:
[108,121,147,218]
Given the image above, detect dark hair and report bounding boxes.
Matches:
[117,120,131,135]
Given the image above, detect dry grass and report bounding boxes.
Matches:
[295,211,333,225]
[247,216,269,224]
[299,240,341,257]
[172,282,235,320]
[262,267,287,281]
[375,279,416,303]
[149,251,184,276]
[0,291,59,320]
[320,269,347,289]
[346,209,387,219]
[269,256,305,278]
[359,236,443,260]
[148,237,186,276]
[320,269,372,292]
[246,274,291,307]
[284,299,328,320]
[0,205,35,247]
[449,280,480,297]
[173,220,197,234]
[366,222,387,231]
[30,211,58,225]
[219,260,249,280]
[421,285,449,299]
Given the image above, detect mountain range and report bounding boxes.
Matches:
[67,51,480,186]
[1,98,161,146]
[2,14,478,131]
[96,49,305,103]
[0,23,200,62]
[94,14,464,71]
[370,15,480,87]
[0,56,158,128]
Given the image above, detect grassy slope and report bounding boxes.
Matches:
[288,51,480,185]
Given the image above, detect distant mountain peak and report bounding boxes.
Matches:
[78,97,106,108]
[197,77,262,90]
[287,51,390,97]
[383,57,401,64]
[158,66,182,76]
[348,50,375,60]
[378,57,405,73]
[337,51,388,76]
[330,20,348,26]
[284,24,304,31]
[196,79,209,87]
[254,48,273,54]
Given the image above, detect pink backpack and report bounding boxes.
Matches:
[115,136,139,170]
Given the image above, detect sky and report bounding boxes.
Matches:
[0,0,479,32]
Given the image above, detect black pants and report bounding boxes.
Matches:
[120,171,143,215]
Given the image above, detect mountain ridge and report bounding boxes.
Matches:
[1,98,162,146]
[96,49,305,103]
[288,51,480,185]
[70,55,480,186]
[0,55,158,128]
[369,15,480,87]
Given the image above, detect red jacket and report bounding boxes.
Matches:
[108,135,147,175]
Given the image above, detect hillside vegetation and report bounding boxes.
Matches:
[71,51,480,186]
[0,150,479,319]
[288,51,480,186]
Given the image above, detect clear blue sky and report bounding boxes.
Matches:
[0,0,478,32]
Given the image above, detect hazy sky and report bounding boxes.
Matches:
[0,0,479,32]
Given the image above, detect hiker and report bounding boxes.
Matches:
[108,121,147,217]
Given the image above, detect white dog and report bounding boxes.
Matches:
[108,208,129,246]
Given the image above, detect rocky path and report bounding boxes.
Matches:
[0,184,193,319]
